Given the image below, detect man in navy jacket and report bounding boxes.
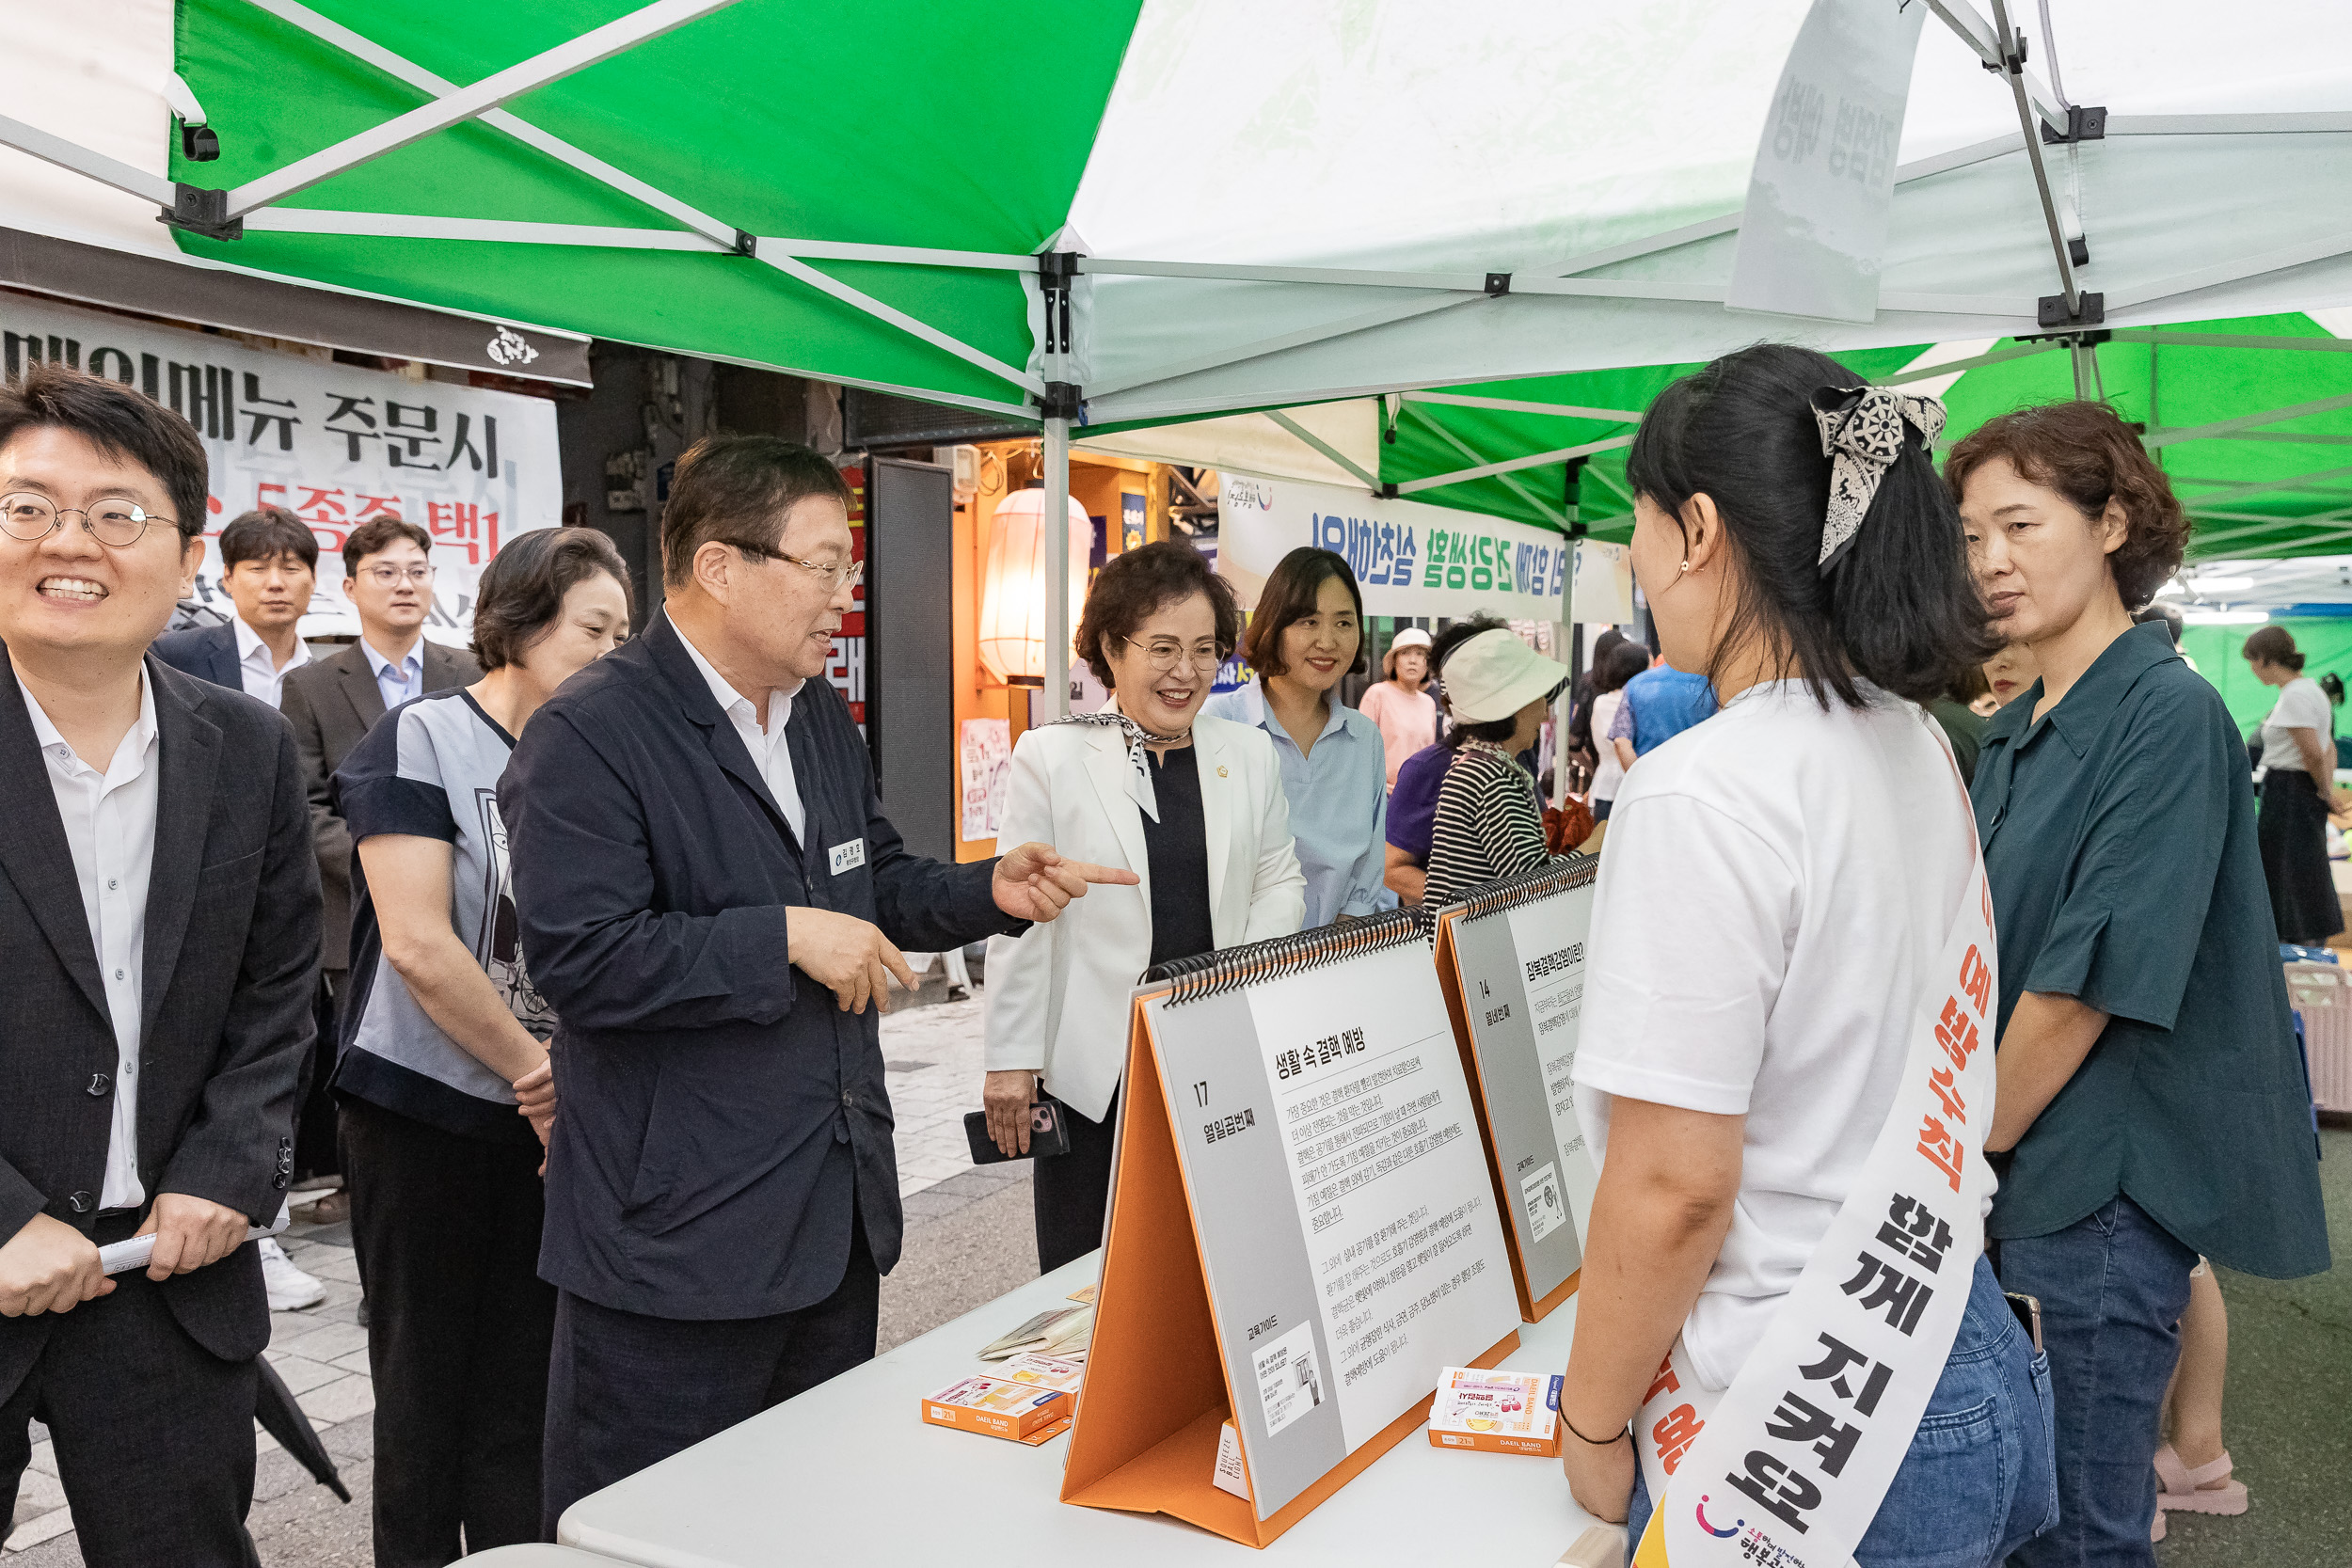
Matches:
[505,436,1130,1528]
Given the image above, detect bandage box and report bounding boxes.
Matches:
[1426,1366,1564,1456]
[921,1374,1072,1441]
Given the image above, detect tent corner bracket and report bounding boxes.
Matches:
[1037,382,1083,422]
[732,229,757,257]
[1379,483,1400,499]
[160,184,243,243]
[2040,104,2107,145]
[1485,273,1511,297]
[2036,292,2105,330]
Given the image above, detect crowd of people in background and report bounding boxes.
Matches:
[0,346,2333,1568]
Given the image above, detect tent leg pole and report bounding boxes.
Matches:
[1046,416,1073,720]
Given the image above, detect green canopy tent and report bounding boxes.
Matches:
[1351,310,2352,554]
[5,0,2352,713]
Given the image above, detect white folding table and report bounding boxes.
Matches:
[559,1253,1609,1566]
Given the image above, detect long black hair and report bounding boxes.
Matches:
[1624,343,1996,707]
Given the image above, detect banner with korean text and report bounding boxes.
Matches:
[1,294,560,645]
[1215,473,1568,623]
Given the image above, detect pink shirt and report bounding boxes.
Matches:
[1359,680,1438,790]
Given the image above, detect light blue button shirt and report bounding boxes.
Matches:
[1200,680,1396,927]
[360,638,424,711]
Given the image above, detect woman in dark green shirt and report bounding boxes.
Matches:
[1952,402,2328,1568]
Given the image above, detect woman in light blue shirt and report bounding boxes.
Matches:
[1202,546,1394,926]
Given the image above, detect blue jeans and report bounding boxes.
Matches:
[1628,1256,2057,1567]
[1996,1196,2196,1568]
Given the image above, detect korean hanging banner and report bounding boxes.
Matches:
[1215,472,1567,622]
[1,294,561,645]
[1633,832,1998,1568]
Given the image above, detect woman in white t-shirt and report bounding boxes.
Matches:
[1556,345,2055,1565]
[2244,625,2343,944]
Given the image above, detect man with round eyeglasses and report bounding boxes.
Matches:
[502,433,1138,1528]
[0,364,322,1565]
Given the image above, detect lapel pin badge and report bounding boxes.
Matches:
[1216,764,1229,778]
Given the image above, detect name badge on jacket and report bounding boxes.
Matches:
[828,837,866,877]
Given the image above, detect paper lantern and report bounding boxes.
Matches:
[977,487,1090,685]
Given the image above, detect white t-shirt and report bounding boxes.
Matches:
[1588,689,1627,800]
[1571,680,1981,1389]
[2259,675,2333,773]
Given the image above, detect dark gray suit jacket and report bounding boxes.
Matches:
[503,613,1021,1321]
[149,622,242,690]
[280,639,479,971]
[0,653,322,1402]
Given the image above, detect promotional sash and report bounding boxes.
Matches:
[1630,855,1999,1568]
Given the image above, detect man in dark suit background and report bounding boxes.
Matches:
[504,436,1134,1529]
[280,516,477,1222]
[151,504,319,707]
[152,505,333,1309]
[0,365,321,1564]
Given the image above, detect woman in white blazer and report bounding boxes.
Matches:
[982,541,1306,1271]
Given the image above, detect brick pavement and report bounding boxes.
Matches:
[4,978,1007,1563]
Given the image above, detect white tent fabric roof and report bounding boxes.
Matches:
[1063,0,2352,420]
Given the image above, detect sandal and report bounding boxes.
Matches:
[2152,1510,2166,1543]
[2155,1444,2249,1515]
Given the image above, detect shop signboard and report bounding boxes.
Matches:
[1215,472,1567,623]
[0,293,560,645]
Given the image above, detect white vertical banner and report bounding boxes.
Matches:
[1724,0,1927,324]
[1,294,562,644]
[1570,539,1635,626]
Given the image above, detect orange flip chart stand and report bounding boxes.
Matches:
[1431,858,1603,1323]
[1061,911,1523,1547]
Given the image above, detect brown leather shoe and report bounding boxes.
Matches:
[306,1190,352,1225]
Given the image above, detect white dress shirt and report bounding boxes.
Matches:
[231,614,312,710]
[23,669,160,1211]
[675,626,806,841]
[360,636,424,711]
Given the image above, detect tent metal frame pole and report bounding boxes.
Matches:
[2105,232,2352,313]
[236,211,1045,395]
[241,0,739,249]
[1398,434,1632,495]
[1401,404,1565,528]
[225,0,747,218]
[1926,0,2070,136]
[0,115,175,206]
[2187,505,2352,547]
[1044,417,1073,721]
[2145,392,2352,450]
[2170,465,2352,506]
[1879,341,2065,386]
[2106,329,2352,355]
[1263,410,1379,489]
[1986,0,2084,321]
[1406,391,1644,421]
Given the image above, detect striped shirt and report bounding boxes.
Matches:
[1423,739,1557,909]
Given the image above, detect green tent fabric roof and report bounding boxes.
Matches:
[1375,313,2352,559]
[168,0,1144,416]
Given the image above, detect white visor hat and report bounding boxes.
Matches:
[1441,628,1565,724]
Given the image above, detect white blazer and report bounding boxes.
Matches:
[984,706,1307,1122]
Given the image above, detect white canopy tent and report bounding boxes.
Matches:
[3,0,2348,706]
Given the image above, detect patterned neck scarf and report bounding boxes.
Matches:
[1047,708,1191,822]
[1810,385,1947,574]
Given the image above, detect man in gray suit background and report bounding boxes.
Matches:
[0,365,320,1564]
[280,517,478,1221]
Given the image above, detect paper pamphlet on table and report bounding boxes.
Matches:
[1061,911,1521,1548]
[1433,857,1602,1321]
[978,1304,1092,1361]
[96,1203,290,1276]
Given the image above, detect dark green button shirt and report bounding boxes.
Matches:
[1972,621,2328,1278]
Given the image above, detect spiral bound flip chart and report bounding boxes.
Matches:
[1060,908,1520,1547]
[1431,855,1603,1323]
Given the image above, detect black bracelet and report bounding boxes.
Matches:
[1562,1413,1632,1448]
